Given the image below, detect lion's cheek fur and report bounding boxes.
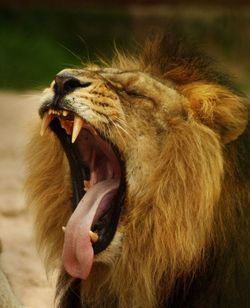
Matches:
[79,118,224,307]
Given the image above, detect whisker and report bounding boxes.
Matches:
[58,43,83,63]
[111,117,132,138]
[109,119,127,146]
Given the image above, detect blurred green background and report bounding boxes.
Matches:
[0,1,250,92]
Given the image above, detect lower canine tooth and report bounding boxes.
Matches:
[89,231,99,243]
[84,180,91,191]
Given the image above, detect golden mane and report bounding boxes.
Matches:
[25,34,250,307]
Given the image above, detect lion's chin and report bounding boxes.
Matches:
[40,108,126,279]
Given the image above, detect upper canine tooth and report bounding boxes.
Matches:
[40,112,54,136]
[63,110,68,117]
[72,115,83,143]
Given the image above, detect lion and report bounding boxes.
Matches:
[25,34,250,307]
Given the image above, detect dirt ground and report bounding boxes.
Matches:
[0,91,54,307]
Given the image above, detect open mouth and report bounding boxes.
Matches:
[39,108,125,279]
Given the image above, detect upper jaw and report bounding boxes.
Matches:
[40,107,98,143]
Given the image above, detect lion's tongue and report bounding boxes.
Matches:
[62,179,119,280]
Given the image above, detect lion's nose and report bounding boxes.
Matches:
[54,74,92,96]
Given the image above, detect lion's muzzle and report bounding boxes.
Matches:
[38,70,126,279]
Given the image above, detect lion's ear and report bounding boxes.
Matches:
[181,82,248,144]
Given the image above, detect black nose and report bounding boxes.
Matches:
[54,74,92,96]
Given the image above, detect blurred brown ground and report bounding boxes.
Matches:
[0,92,54,308]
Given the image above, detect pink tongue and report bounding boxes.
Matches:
[62,179,119,280]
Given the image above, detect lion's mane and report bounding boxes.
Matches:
[25,34,250,307]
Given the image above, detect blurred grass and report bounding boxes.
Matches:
[0,7,250,91]
[0,8,132,90]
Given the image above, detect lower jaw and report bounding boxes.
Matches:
[93,230,124,264]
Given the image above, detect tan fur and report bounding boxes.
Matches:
[25,129,72,271]
[25,35,249,307]
[180,82,248,143]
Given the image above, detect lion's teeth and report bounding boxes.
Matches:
[63,110,68,117]
[62,226,66,232]
[40,112,54,136]
[72,115,83,143]
[89,231,99,243]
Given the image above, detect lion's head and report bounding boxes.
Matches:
[25,35,250,307]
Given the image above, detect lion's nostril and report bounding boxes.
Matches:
[54,75,92,96]
[63,79,82,93]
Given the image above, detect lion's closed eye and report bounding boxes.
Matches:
[124,89,142,96]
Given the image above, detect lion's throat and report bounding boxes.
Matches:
[62,179,119,279]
